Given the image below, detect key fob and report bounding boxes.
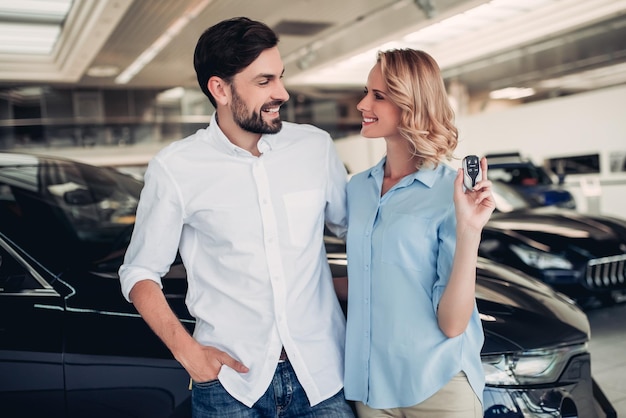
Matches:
[462,155,482,190]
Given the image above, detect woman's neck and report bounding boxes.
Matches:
[384,138,418,180]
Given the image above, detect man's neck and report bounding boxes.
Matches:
[215,112,262,156]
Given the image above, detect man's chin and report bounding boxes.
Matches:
[264,117,282,134]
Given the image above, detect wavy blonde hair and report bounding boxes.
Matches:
[378,49,458,169]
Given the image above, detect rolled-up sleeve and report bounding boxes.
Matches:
[119,157,185,302]
[324,137,348,239]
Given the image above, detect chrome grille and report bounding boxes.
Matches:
[586,254,626,289]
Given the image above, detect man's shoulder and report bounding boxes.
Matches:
[154,128,209,159]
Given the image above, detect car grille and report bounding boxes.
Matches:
[586,254,626,289]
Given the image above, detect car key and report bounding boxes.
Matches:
[462,155,482,190]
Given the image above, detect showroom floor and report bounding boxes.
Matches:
[587,301,626,416]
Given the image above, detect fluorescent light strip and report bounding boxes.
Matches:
[115,0,212,84]
[489,87,535,99]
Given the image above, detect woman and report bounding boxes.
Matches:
[343,49,495,417]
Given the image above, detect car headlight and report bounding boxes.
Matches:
[510,244,573,270]
[482,344,587,385]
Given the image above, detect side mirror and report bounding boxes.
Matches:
[64,189,95,205]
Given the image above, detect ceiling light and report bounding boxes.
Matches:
[157,87,186,102]
[86,65,120,78]
[489,87,535,100]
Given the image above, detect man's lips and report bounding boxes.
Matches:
[262,101,284,114]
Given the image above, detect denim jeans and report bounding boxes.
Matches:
[192,360,355,418]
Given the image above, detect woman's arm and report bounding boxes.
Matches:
[437,157,495,337]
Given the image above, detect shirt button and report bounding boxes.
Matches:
[364,264,369,270]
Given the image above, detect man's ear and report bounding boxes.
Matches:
[208,76,229,106]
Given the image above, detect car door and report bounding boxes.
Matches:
[0,237,66,418]
[61,267,192,418]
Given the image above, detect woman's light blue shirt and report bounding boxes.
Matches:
[344,157,485,409]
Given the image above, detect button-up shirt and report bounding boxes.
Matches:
[119,113,348,407]
[344,157,484,408]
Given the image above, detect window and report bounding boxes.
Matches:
[0,242,44,293]
[546,154,600,176]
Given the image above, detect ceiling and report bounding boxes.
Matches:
[1,0,626,105]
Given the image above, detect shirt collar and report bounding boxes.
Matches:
[368,156,441,189]
[207,113,274,156]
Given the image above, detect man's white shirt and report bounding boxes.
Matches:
[119,113,348,407]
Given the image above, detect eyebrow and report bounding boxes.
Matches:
[254,69,285,81]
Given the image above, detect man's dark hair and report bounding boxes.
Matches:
[194,17,279,106]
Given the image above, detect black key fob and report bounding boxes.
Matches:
[462,155,482,190]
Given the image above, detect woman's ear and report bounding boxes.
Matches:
[208,76,229,106]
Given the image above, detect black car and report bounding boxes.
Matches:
[0,151,616,417]
[486,152,576,209]
[481,180,626,308]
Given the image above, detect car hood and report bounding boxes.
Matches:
[486,208,626,257]
[476,258,589,354]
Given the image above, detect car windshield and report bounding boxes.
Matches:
[492,181,534,212]
[0,154,143,267]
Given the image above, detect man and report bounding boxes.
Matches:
[118,17,353,417]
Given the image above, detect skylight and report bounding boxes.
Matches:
[0,0,73,55]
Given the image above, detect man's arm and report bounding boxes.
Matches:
[333,276,349,302]
[129,279,249,382]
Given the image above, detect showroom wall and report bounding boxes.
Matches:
[335,84,626,217]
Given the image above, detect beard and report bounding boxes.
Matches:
[231,85,283,134]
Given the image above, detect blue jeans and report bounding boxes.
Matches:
[192,360,354,418]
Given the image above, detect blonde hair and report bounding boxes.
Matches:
[378,49,458,169]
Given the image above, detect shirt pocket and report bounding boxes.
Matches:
[381,213,434,272]
[283,189,325,247]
